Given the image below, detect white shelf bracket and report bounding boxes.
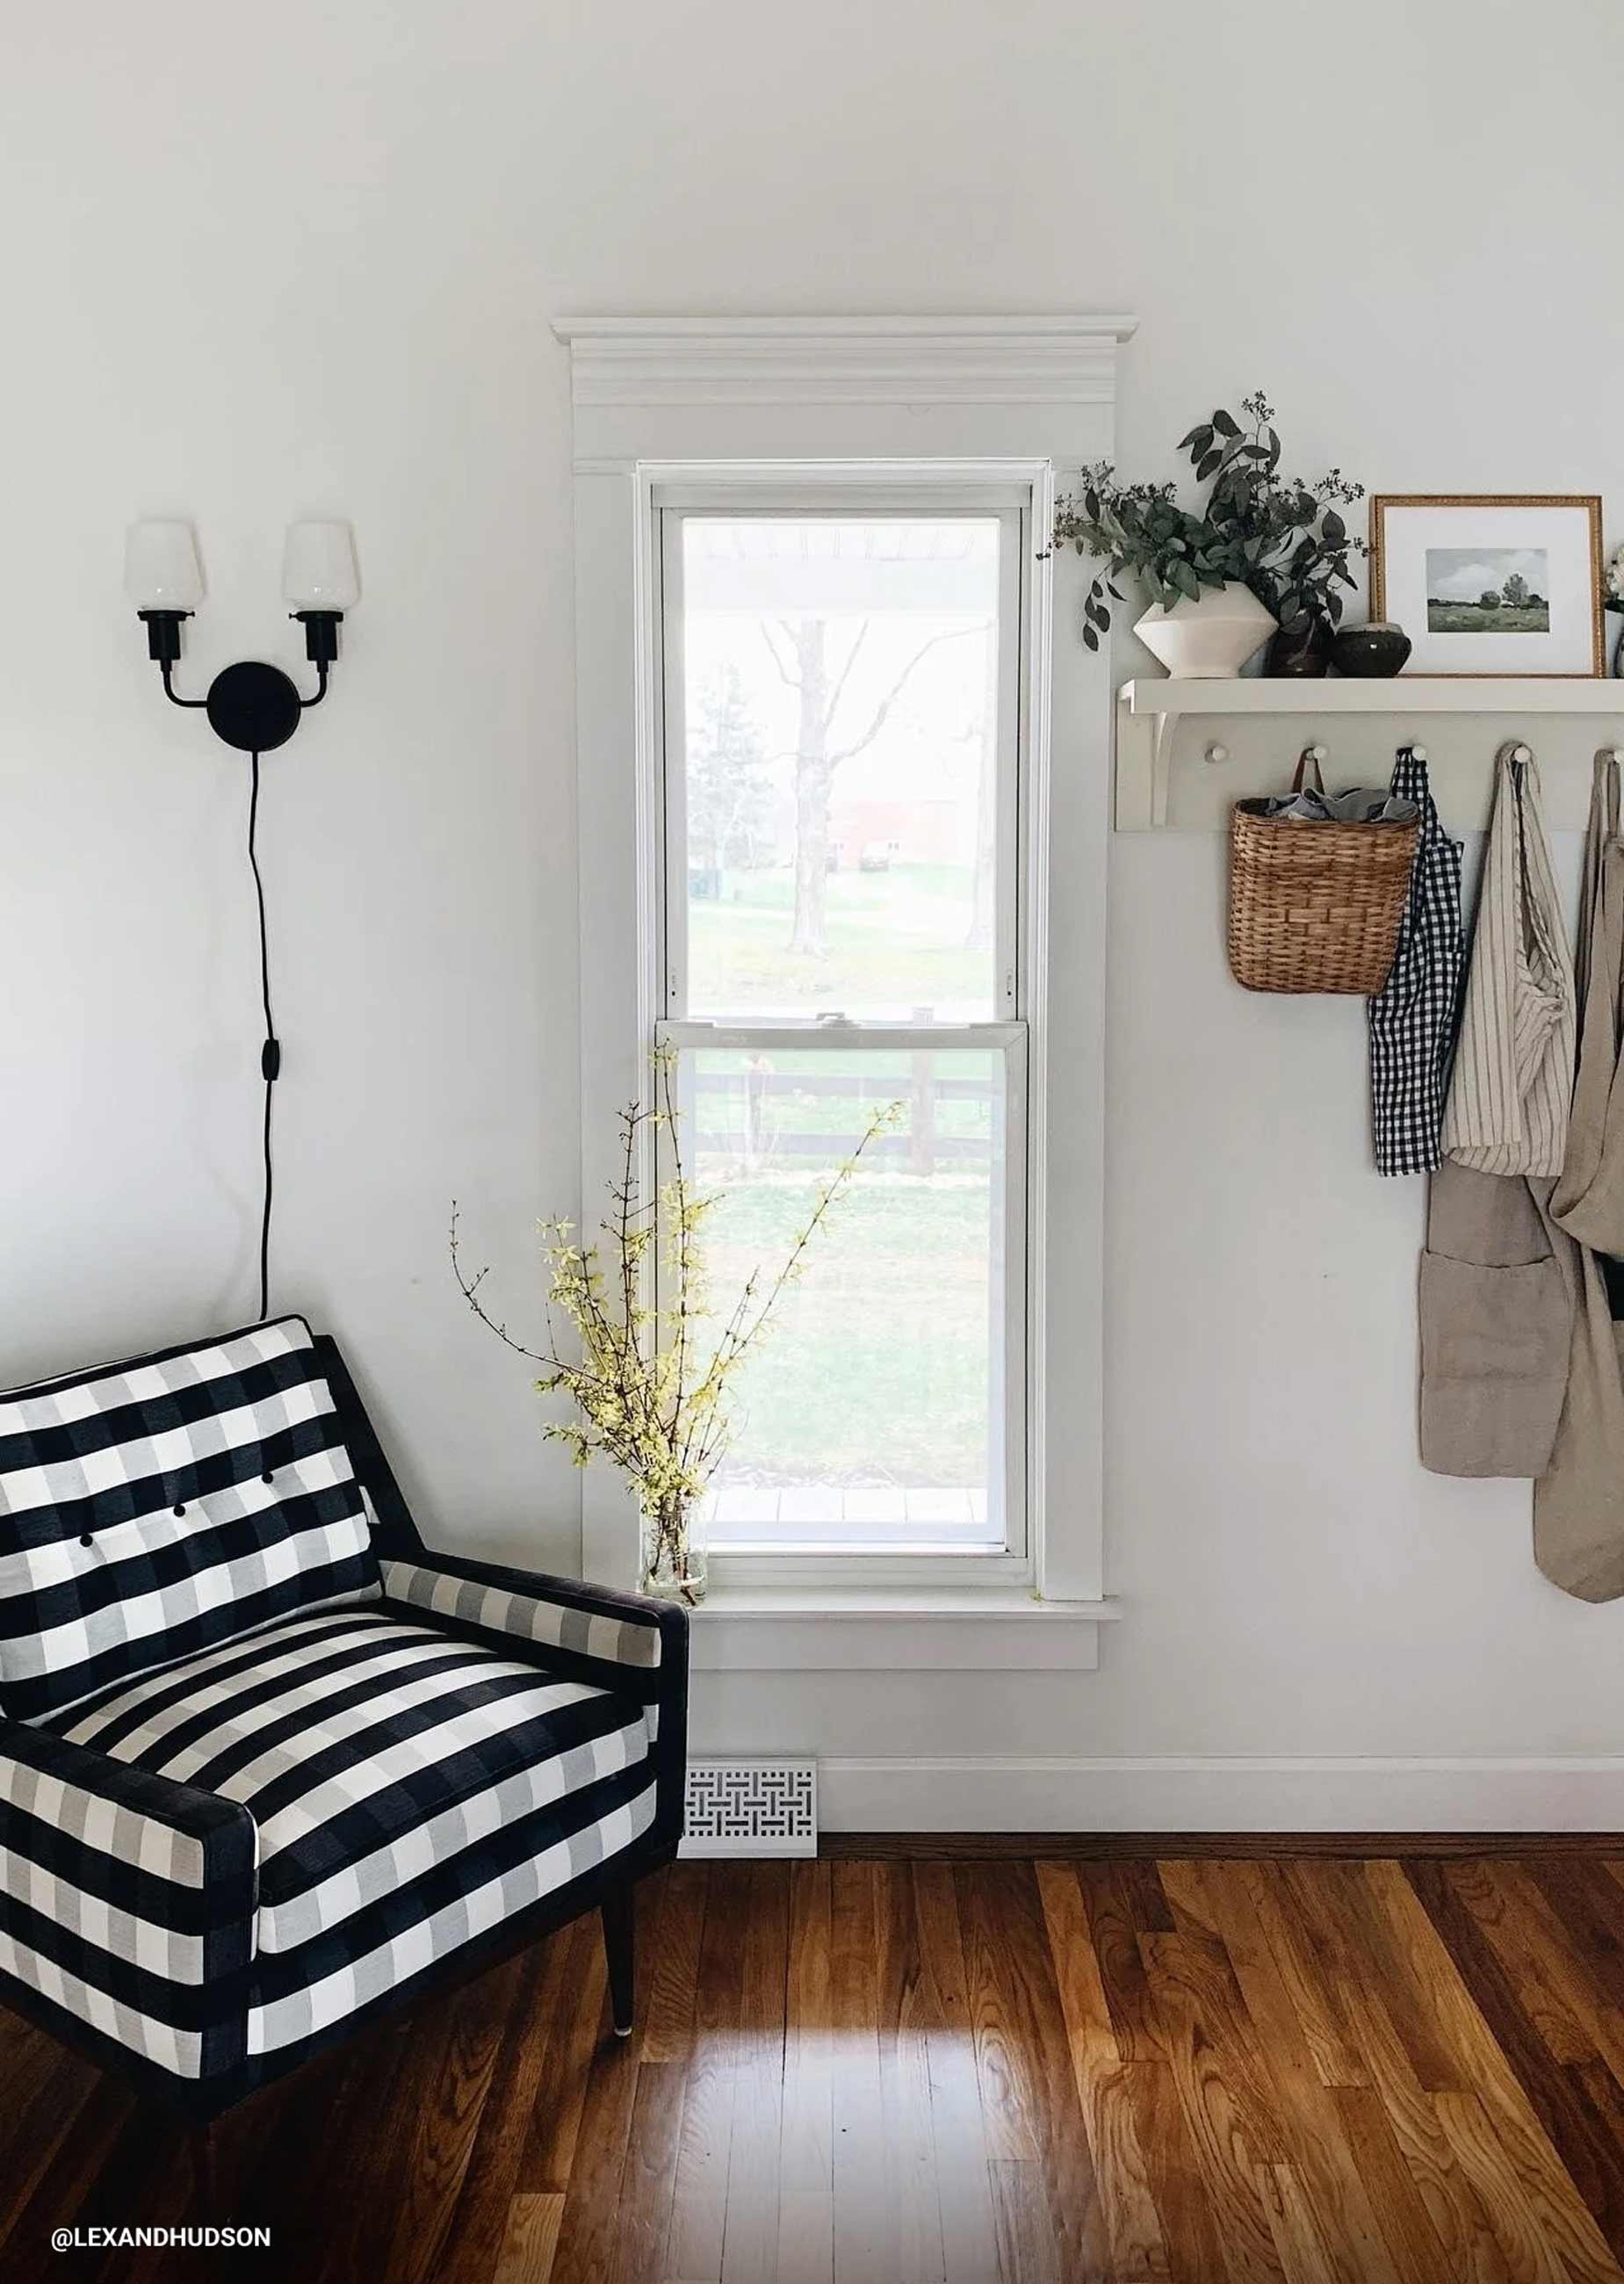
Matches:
[1149,711,1177,828]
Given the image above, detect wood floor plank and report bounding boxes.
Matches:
[985,2158,1059,2284]
[1190,1859,1403,2284]
[1243,1863,1369,2091]
[776,1861,834,2284]
[1036,1859,1170,2280]
[494,2192,565,2284]
[1394,1859,1624,2280]
[610,1878,701,2284]
[612,2063,690,2284]
[383,1954,522,2284]
[1286,1865,1517,2284]
[959,1860,1111,2277]
[1527,1859,1624,2074]
[1137,1926,1288,2284]
[830,1860,899,2284]
[1075,1861,1176,2064]
[1330,2087,1457,2284]
[441,1938,567,2284]
[1440,1861,1594,2067]
[955,1861,1044,2164]
[720,1863,790,2284]
[1256,2161,1341,2284]
[1317,1862,1462,2093]
[1122,2057,1234,2284]
[0,2036,101,2254]
[519,1913,610,2194]
[312,2006,462,2284]
[1433,2091,1570,2284]
[911,1861,1003,2284]
[875,1861,949,2284]
[665,1865,747,2284]
[545,2004,644,2284]
[641,1863,708,2066]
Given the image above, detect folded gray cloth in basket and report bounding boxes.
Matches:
[1239,786,1420,824]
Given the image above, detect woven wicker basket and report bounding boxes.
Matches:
[1228,753,1419,995]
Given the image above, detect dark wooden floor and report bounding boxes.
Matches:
[8,1854,1624,2280]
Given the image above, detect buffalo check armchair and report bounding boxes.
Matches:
[0,1316,688,2121]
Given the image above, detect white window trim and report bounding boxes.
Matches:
[556,314,1131,1647]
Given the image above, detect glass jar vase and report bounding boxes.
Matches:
[640,1493,707,1606]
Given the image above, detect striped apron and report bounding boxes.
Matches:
[1441,745,1576,1176]
[1368,748,1464,1175]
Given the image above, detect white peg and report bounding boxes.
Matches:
[1203,742,1229,766]
[1409,743,1427,763]
[1301,742,1328,765]
[1512,742,1533,764]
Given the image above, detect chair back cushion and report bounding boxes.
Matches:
[0,1316,379,1722]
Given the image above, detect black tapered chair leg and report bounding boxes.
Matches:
[601,1883,635,2038]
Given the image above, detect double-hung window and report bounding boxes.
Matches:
[651,481,1033,1587]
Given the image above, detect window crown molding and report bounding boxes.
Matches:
[551,314,1138,410]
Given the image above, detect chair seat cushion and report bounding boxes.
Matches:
[0,1318,379,1723]
[48,1603,655,2046]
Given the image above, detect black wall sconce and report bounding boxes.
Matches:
[124,517,359,1322]
[124,518,358,752]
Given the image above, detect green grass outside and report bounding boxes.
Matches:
[689,860,991,1015]
[673,882,1000,1487]
[693,1174,992,1485]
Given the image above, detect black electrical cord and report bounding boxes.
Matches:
[246,750,279,1321]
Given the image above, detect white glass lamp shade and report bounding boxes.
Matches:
[124,520,204,611]
[282,521,358,611]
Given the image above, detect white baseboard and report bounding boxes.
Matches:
[816,1755,1624,1833]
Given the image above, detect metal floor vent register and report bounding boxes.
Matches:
[681,1758,818,1858]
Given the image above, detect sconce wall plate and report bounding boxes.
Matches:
[205,661,304,755]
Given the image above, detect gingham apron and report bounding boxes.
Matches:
[1368,748,1464,1175]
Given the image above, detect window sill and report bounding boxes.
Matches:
[686,1588,1117,1673]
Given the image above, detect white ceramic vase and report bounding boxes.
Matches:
[1133,580,1276,679]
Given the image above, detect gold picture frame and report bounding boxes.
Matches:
[1369,493,1603,676]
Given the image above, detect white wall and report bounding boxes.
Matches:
[5,0,1624,1820]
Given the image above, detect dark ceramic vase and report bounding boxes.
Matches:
[1264,617,1333,676]
[1330,621,1412,677]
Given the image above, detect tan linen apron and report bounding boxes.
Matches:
[1419,1163,1572,1477]
[1551,752,1624,1248]
[1537,750,1624,1601]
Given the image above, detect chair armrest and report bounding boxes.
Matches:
[379,1552,689,1850]
[0,1717,256,2086]
[379,1552,685,1700]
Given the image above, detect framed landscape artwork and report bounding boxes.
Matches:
[1369,494,1603,676]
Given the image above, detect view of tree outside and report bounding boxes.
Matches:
[680,518,1001,1022]
[674,518,1010,1544]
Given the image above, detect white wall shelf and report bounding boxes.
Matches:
[1116,676,1624,830]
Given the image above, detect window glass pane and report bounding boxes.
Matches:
[679,517,1003,1023]
[679,1045,1008,1550]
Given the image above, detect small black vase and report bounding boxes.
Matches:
[1330,621,1412,678]
[1264,617,1333,676]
